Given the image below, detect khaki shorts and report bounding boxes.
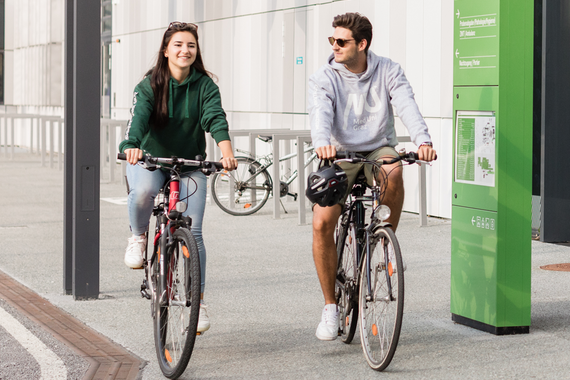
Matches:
[336,146,400,207]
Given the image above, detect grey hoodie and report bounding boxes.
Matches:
[308,50,431,152]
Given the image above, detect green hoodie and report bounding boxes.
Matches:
[119,68,230,169]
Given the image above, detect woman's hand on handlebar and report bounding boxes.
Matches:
[315,145,337,160]
[124,148,143,165]
[218,140,238,171]
[417,145,437,162]
[220,156,238,171]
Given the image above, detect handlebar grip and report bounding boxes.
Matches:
[409,151,437,162]
[117,153,127,160]
[213,161,224,169]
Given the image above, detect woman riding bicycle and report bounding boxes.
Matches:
[119,22,238,333]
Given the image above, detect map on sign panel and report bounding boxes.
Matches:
[455,111,496,187]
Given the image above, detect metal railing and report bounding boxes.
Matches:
[0,113,429,225]
[0,113,65,169]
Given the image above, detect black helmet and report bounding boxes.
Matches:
[306,160,348,207]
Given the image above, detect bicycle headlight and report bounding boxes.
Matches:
[175,201,187,213]
[377,205,391,221]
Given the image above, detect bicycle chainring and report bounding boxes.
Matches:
[280,181,289,197]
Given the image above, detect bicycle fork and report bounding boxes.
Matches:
[364,229,394,304]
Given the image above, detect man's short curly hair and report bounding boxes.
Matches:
[332,12,373,54]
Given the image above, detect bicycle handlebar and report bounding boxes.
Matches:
[117,153,224,174]
[334,150,436,165]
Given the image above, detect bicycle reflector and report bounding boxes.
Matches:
[306,160,348,207]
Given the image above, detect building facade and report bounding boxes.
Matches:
[2,0,453,218]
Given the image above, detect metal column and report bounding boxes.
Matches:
[540,0,570,242]
[64,0,101,299]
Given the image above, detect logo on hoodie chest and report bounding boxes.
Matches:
[343,86,382,131]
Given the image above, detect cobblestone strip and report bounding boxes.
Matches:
[0,270,144,380]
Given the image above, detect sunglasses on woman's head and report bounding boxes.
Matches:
[168,21,198,30]
[328,37,355,47]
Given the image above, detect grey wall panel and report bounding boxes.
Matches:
[293,9,307,113]
[389,0,407,70]
[49,43,63,106]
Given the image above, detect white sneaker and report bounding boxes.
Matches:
[315,304,339,341]
[197,304,210,333]
[124,235,145,269]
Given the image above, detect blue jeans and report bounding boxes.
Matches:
[126,164,208,293]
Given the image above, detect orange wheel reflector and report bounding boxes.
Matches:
[346,316,350,325]
[165,349,172,363]
[244,203,252,209]
[182,245,190,258]
[388,262,394,277]
[372,324,378,336]
[157,247,160,260]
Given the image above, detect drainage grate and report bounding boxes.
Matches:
[540,263,570,272]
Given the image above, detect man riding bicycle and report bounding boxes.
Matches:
[308,12,437,341]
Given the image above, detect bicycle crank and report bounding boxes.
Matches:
[280,181,298,200]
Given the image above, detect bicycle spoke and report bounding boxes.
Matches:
[153,228,201,378]
[211,157,271,215]
[359,227,404,371]
[335,216,359,343]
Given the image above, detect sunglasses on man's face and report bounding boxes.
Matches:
[328,37,355,47]
[168,21,198,30]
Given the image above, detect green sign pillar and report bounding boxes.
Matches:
[451,0,533,334]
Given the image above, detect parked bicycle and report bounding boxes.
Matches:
[333,150,432,371]
[118,153,222,379]
[210,135,317,215]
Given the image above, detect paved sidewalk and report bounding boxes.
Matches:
[1,155,570,379]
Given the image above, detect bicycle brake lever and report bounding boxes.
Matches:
[138,155,158,171]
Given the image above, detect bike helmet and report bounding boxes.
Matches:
[306,160,348,207]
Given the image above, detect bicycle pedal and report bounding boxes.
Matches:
[140,289,151,300]
[196,331,204,336]
[130,266,144,270]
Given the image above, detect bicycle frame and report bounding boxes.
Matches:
[340,164,399,305]
[236,144,317,186]
[148,169,186,306]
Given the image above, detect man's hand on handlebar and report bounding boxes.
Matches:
[124,148,143,165]
[417,145,437,162]
[315,145,337,160]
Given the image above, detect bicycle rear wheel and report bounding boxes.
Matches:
[335,215,359,343]
[359,226,404,371]
[211,156,271,215]
[154,228,201,379]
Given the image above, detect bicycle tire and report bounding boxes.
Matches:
[153,228,201,379]
[359,226,404,371]
[335,214,359,344]
[211,156,271,216]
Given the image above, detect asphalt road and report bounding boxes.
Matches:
[1,154,570,379]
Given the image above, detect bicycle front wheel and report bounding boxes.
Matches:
[154,228,201,379]
[335,215,359,344]
[359,226,404,371]
[211,156,271,216]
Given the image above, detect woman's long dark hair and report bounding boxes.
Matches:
[148,23,213,128]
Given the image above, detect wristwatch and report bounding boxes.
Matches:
[419,142,433,148]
